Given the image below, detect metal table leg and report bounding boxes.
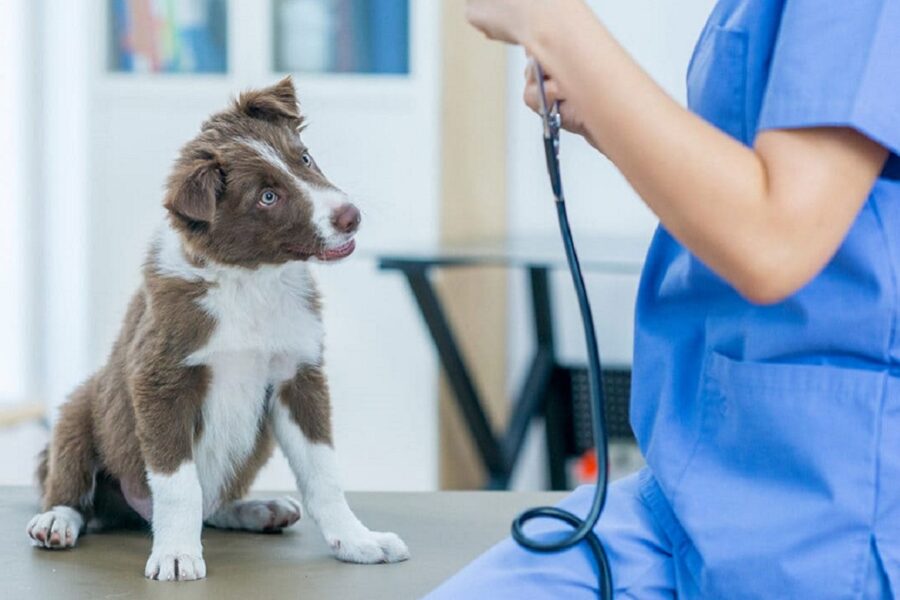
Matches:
[403,267,507,483]
[528,267,569,490]
[398,264,569,490]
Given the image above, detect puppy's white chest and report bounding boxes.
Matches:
[155,226,324,368]
[185,262,324,515]
[191,262,324,365]
[193,355,269,516]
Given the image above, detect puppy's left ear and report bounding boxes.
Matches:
[236,76,301,123]
[164,155,224,224]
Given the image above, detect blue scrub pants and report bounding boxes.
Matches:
[426,469,892,599]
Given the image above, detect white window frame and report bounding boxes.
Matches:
[0,0,31,406]
[38,1,92,422]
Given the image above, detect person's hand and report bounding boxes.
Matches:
[465,0,547,45]
[523,61,600,150]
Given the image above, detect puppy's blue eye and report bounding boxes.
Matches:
[259,190,279,207]
[301,152,312,167]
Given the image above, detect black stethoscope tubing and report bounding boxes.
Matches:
[510,61,614,599]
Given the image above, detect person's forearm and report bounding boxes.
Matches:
[523,6,864,303]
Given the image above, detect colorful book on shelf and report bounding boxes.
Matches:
[111,0,134,71]
[334,0,356,73]
[109,0,227,74]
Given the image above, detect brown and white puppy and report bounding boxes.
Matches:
[27,77,408,581]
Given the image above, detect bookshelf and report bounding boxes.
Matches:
[104,0,411,78]
[97,1,421,106]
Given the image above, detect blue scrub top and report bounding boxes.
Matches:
[632,0,900,596]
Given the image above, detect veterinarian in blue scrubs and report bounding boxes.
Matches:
[430,0,900,597]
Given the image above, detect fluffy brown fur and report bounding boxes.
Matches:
[36,76,342,532]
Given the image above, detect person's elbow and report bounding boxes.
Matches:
[735,274,798,306]
[729,246,821,306]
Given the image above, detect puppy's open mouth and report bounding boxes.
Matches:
[284,239,356,262]
[316,239,357,262]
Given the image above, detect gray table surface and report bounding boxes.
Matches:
[1,487,565,600]
[371,234,651,273]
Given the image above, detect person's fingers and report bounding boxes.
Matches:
[558,101,578,128]
[524,89,591,142]
[523,83,541,113]
[543,79,560,103]
[524,62,535,84]
[524,82,540,113]
[525,79,561,108]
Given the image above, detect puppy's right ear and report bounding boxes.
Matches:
[164,156,224,224]
[235,76,302,124]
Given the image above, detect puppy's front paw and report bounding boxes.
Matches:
[328,530,410,564]
[26,506,83,549]
[145,550,207,581]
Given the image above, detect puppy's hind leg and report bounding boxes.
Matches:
[206,497,302,532]
[28,379,98,549]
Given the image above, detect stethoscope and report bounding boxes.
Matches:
[510,60,614,599]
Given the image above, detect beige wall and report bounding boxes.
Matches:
[438,2,508,488]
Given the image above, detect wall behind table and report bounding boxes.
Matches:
[505,1,717,488]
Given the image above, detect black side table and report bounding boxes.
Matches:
[377,236,648,490]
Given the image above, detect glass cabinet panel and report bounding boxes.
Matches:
[273,0,409,75]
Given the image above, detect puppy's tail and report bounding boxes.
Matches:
[35,446,49,497]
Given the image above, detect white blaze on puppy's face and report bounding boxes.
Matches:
[238,137,352,243]
[310,186,353,241]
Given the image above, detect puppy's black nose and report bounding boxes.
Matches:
[331,203,361,234]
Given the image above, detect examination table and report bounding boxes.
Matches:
[1,487,564,599]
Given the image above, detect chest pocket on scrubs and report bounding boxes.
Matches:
[687,25,749,142]
[671,352,885,597]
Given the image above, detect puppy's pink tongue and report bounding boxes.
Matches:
[317,239,356,261]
